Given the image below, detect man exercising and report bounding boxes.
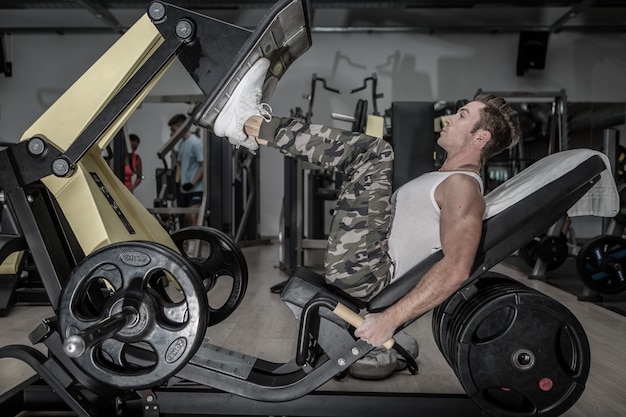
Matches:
[213,58,520,348]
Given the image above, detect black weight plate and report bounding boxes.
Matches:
[58,241,207,390]
[520,234,569,271]
[171,226,248,326]
[577,235,626,294]
[519,236,541,268]
[535,234,568,270]
[432,273,525,365]
[453,290,590,417]
[445,280,534,372]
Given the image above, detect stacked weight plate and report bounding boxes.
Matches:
[432,273,590,417]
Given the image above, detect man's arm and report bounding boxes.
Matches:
[354,174,485,346]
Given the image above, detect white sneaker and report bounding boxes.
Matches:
[213,58,273,152]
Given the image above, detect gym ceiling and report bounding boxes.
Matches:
[0,0,625,34]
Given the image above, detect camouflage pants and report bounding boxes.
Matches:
[267,118,394,300]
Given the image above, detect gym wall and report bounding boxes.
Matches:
[0,25,624,238]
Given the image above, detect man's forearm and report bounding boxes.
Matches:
[386,258,468,326]
[355,257,469,346]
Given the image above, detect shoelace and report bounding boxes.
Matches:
[249,89,273,122]
[259,102,272,122]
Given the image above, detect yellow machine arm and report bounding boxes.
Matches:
[20,15,175,255]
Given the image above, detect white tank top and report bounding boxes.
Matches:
[387,171,483,282]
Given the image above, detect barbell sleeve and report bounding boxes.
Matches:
[63,307,137,358]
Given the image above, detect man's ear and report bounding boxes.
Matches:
[475,129,492,144]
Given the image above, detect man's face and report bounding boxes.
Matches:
[437,101,486,152]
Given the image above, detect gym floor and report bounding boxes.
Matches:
[0,243,625,416]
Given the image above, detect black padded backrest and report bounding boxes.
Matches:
[369,155,606,312]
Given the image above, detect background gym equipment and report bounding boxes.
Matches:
[575,148,626,297]
[203,97,266,245]
[522,129,626,303]
[577,235,626,294]
[0,145,49,316]
[279,73,341,275]
[390,101,436,190]
[147,94,209,232]
[519,214,579,275]
[0,250,48,316]
[331,73,386,136]
[574,128,626,300]
[519,232,570,271]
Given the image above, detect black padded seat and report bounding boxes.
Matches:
[281,268,361,326]
[282,150,614,317]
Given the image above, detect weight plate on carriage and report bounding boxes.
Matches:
[170,226,248,326]
[451,283,590,417]
[576,235,626,294]
[58,241,207,390]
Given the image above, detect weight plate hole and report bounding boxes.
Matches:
[179,238,205,259]
[473,305,516,344]
[483,387,534,413]
[95,339,157,373]
[147,269,186,304]
[209,274,235,309]
[557,324,581,375]
[74,267,120,320]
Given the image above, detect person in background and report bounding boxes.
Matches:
[168,114,204,227]
[124,134,143,193]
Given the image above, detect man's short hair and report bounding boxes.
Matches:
[472,93,521,162]
[168,114,187,127]
[129,133,140,143]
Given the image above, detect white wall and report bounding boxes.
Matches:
[0,25,625,238]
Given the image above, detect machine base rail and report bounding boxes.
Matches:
[0,377,483,417]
